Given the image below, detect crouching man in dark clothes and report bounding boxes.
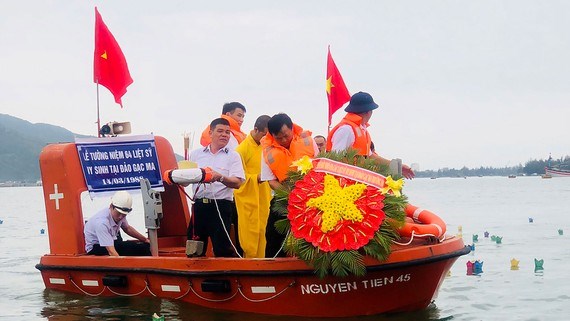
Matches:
[84,191,151,256]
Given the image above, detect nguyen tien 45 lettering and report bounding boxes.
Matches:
[300,273,411,295]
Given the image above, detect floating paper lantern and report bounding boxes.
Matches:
[495,236,502,244]
[558,229,564,236]
[473,260,484,274]
[472,234,478,242]
[466,261,474,275]
[484,231,489,238]
[534,258,544,271]
[528,217,534,223]
[510,258,519,270]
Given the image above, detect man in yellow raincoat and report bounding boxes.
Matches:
[234,115,272,258]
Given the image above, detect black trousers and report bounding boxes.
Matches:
[187,199,235,257]
[89,240,151,256]
[230,201,243,256]
[265,199,287,258]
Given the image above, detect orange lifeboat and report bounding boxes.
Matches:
[399,204,447,238]
[35,137,468,317]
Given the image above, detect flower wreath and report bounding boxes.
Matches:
[273,149,408,278]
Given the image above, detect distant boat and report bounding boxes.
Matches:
[541,174,553,179]
[545,167,570,177]
[430,177,437,179]
[508,175,516,178]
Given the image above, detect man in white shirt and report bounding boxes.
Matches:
[84,191,150,256]
[188,118,245,257]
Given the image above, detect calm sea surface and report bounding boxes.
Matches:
[0,176,569,320]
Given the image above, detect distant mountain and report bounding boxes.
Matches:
[0,114,87,182]
[0,114,184,182]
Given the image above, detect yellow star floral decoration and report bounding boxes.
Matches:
[291,155,313,174]
[380,175,404,197]
[306,174,367,233]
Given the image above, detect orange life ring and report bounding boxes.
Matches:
[399,204,446,238]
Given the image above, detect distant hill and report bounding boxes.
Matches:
[0,114,184,182]
[0,114,87,182]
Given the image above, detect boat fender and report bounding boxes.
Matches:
[399,204,447,238]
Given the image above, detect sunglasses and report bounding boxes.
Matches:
[113,205,132,213]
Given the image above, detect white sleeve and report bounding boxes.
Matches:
[331,125,355,151]
[228,151,245,180]
[260,153,277,181]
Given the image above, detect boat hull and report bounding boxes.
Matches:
[545,168,570,177]
[36,237,468,317]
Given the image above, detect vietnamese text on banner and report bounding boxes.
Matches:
[76,135,163,196]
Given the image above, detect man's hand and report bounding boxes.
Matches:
[402,164,415,179]
[209,170,244,189]
[210,170,223,182]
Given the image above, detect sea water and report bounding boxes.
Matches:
[0,176,569,320]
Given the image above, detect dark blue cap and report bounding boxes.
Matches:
[344,91,379,113]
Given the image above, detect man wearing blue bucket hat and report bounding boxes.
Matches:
[326,91,415,179]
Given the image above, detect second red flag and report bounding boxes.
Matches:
[326,47,351,126]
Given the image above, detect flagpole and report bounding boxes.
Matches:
[96,79,101,137]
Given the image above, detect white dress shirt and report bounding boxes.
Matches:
[190,145,245,200]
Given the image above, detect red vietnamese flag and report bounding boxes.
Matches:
[326,47,350,126]
[94,7,133,107]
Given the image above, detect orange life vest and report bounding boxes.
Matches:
[200,115,247,147]
[326,113,371,156]
[261,124,315,182]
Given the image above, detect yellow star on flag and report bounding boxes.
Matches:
[100,51,107,59]
[307,174,367,233]
[326,76,335,95]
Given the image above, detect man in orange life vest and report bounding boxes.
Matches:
[327,91,415,179]
[260,113,319,257]
[200,102,247,150]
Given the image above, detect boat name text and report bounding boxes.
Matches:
[300,273,411,295]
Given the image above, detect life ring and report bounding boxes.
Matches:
[399,204,446,238]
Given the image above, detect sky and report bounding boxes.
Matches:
[1,1,569,170]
